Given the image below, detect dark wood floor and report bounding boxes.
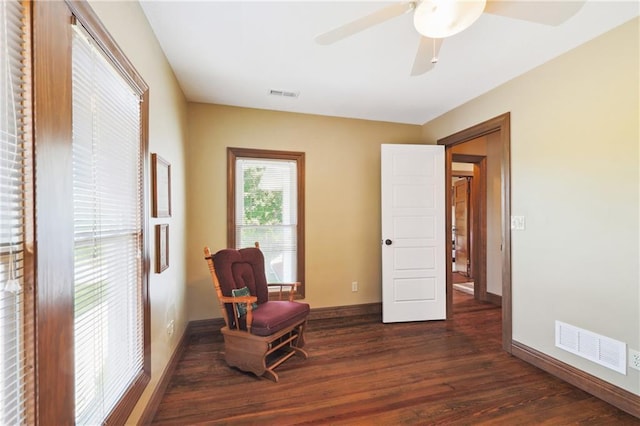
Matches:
[452,271,473,284]
[151,292,639,425]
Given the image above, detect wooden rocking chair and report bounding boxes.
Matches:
[204,244,310,382]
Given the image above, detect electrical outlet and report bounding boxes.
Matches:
[629,349,640,371]
[351,281,358,292]
[167,320,175,337]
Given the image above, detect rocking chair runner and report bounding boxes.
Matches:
[204,244,310,382]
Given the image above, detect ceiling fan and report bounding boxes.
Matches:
[315,0,585,76]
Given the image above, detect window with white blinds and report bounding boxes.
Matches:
[0,0,33,424]
[232,152,304,288]
[71,24,144,425]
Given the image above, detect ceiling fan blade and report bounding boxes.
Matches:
[484,0,585,26]
[411,36,443,76]
[315,2,415,45]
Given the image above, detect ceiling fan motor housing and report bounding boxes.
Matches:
[413,0,487,38]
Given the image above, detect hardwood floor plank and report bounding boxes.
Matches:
[151,293,639,425]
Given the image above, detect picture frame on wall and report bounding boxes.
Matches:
[156,224,169,273]
[152,153,171,217]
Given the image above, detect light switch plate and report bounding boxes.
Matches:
[511,215,525,230]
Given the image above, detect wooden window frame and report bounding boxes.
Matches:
[32,1,150,423]
[227,148,305,298]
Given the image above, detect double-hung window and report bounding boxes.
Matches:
[0,0,34,424]
[1,1,149,422]
[228,148,305,296]
[71,19,148,424]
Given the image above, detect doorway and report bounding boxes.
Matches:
[453,175,471,278]
[452,173,473,296]
[438,113,512,353]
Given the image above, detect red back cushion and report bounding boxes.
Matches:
[212,247,269,304]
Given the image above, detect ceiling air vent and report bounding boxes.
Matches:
[269,89,299,98]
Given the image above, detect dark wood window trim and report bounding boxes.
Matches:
[227,147,306,298]
[33,1,150,423]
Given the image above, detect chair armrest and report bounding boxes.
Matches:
[219,295,257,304]
[220,295,258,331]
[267,282,300,302]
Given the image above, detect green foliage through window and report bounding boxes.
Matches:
[243,167,283,225]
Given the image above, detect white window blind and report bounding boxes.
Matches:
[71,24,144,425]
[0,0,32,424]
[235,158,297,283]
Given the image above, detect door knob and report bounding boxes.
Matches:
[385,239,392,246]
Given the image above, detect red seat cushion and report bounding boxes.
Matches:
[240,300,309,336]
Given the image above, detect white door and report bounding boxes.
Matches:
[381,144,445,323]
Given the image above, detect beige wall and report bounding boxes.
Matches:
[422,18,639,395]
[88,1,189,422]
[186,104,423,319]
[452,162,474,172]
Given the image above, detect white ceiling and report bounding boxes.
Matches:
[139,1,639,125]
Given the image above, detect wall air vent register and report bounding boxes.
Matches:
[555,320,626,374]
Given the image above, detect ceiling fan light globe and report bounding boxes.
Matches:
[413,0,486,38]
